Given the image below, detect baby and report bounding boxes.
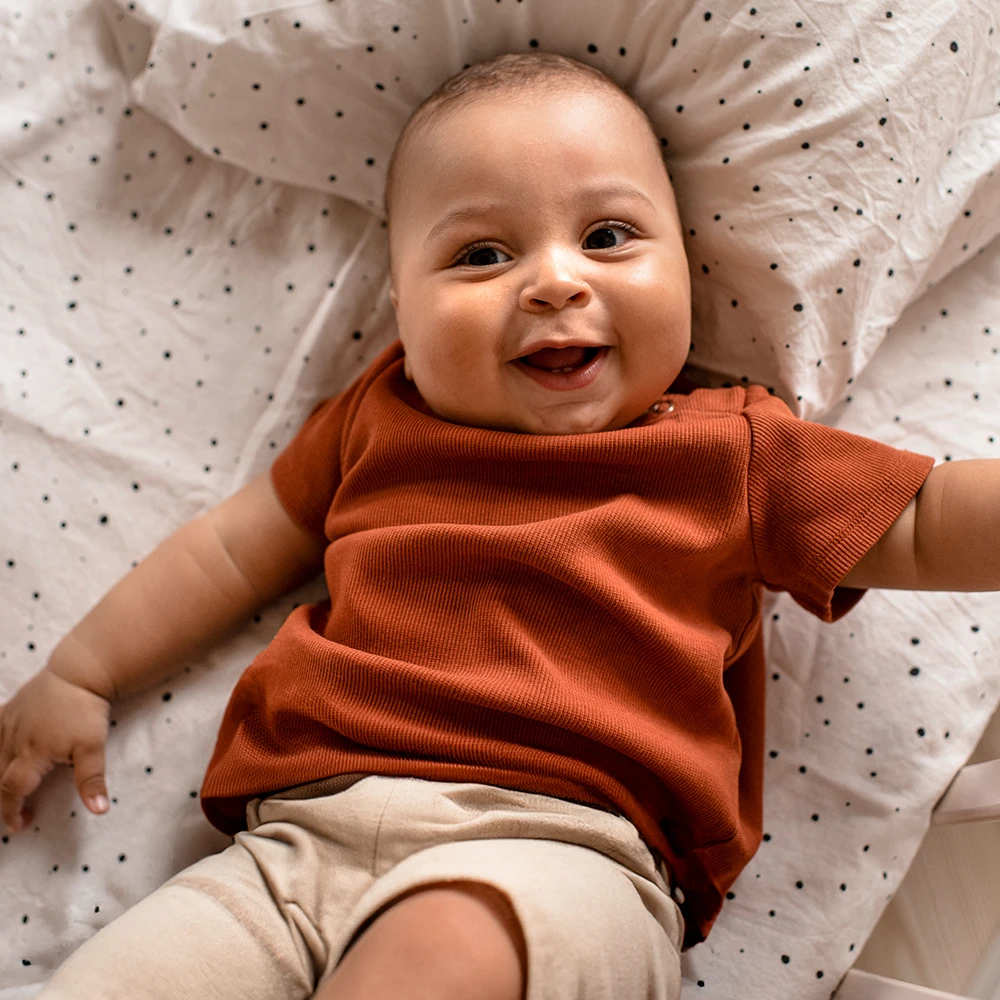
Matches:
[3,51,999,1000]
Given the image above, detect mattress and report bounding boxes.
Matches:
[2,1,999,996]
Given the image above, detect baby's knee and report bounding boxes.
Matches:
[320,881,526,1000]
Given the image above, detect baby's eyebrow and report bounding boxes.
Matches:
[423,182,655,246]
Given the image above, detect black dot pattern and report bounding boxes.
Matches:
[2,1,999,997]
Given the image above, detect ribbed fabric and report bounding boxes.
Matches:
[200,338,935,950]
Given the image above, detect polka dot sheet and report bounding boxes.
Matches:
[0,1,998,998]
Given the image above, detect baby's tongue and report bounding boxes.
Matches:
[521,346,588,371]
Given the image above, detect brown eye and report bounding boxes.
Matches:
[462,244,509,267]
[584,220,640,250]
[452,220,639,268]
[584,227,620,249]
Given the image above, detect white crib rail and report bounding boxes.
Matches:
[836,968,976,1000]
[929,760,1000,828]
[835,759,1000,999]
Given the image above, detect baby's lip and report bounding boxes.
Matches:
[510,339,611,362]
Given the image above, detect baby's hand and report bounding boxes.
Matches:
[0,668,111,834]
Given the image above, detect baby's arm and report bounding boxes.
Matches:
[839,459,1000,592]
[0,472,324,831]
[47,470,326,701]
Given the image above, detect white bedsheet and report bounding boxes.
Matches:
[2,1,999,998]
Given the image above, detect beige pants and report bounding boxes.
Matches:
[39,775,684,1000]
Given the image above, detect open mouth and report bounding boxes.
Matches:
[517,345,602,373]
[512,345,610,391]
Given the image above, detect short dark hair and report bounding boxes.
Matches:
[384,52,664,280]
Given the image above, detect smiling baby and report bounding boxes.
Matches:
[8,51,999,1000]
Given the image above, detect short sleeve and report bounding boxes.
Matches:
[269,382,361,541]
[744,387,936,623]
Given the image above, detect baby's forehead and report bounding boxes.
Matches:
[402,108,632,194]
[419,85,630,144]
[387,85,661,241]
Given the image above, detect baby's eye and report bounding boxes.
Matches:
[461,244,511,268]
[453,220,640,268]
[583,223,636,250]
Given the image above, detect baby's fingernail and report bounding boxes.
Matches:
[91,795,109,813]
[9,815,23,831]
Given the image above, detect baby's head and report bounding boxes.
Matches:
[385,52,692,435]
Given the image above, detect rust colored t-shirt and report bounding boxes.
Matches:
[200,338,935,950]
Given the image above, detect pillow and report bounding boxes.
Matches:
[103,0,1000,418]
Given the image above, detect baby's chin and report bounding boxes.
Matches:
[411,376,658,435]
[436,404,646,436]
[518,413,621,436]
[515,395,661,435]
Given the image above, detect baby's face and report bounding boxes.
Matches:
[388,88,692,435]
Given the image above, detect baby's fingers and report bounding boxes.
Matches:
[72,745,109,815]
[0,753,49,834]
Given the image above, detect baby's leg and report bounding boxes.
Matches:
[37,839,317,1000]
[314,880,526,1000]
